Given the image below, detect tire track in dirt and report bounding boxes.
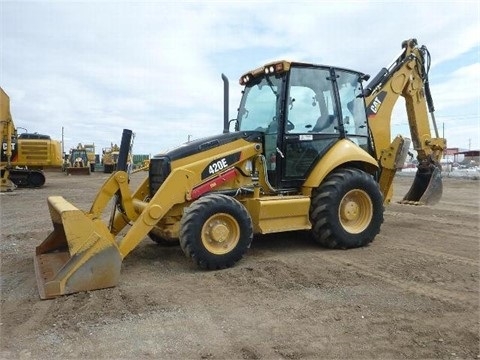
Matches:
[382,243,479,267]
[381,226,478,259]
[5,300,53,342]
[384,211,479,238]
[319,254,477,306]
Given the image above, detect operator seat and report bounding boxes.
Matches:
[312,114,336,132]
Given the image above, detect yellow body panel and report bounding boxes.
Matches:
[302,139,378,190]
[15,138,63,167]
[242,196,311,234]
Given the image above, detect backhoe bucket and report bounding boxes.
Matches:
[34,196,122,299]
[401,165,442,205]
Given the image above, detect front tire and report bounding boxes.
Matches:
[180,194,253,269]
[310,168,384,249]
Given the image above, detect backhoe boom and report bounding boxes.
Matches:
[365,38,446,204]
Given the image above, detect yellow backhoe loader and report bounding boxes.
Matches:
[1,87,63,191]
[66,145,91,175]
[34,39,445,299]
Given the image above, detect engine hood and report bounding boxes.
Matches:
[152,131,262,162]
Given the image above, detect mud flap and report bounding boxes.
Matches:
[401,165,442,205]
[34,196,122,299]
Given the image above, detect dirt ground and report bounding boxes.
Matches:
[1,170,479,359]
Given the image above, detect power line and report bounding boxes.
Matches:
[434,114,478,119]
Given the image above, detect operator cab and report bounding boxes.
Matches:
[236,61,372,190]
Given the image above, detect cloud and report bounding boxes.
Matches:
[2,1,479,154]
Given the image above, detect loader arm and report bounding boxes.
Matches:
[88,171,137,221]
[116,167,197,258]
[34,130,264,298]
[364,38,446,204]
[33,166,198,298]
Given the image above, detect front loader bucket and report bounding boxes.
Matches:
[34,196,122,299]
[67,167,91,175]
[401,164,442,205]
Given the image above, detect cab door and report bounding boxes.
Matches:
[277,66,341,189]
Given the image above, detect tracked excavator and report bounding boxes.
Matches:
[34,39,446,299]
[1,87,63,191]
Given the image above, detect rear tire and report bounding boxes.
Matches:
[310,168,384,249]
[180,194,253,269]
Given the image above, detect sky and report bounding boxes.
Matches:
[1,1,479,156]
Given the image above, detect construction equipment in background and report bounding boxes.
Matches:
[1,87,63,191]
[66,145,91,175]
[131,158,150,174]
[132,154,150,167]
[35,39,445,299]
[102,143,119,173]
[83,143,96,172]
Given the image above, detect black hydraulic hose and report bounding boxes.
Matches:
[117,129,133,172]
[417,45,438,137]
[424,77,435,113]
[424,79,439,138]
[363,68,388,97]
[420,46,435,113]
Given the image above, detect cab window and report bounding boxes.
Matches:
[336,71,368,137]
[286,67,338,134]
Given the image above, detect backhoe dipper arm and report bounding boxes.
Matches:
[364,38,446,204]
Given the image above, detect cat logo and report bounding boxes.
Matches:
[366,91,387,119]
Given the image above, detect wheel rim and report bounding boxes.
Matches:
[338,189,373,234]
[201,213,240,255]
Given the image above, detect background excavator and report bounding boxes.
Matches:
[34,38,446,299]
[1,87,63,191]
